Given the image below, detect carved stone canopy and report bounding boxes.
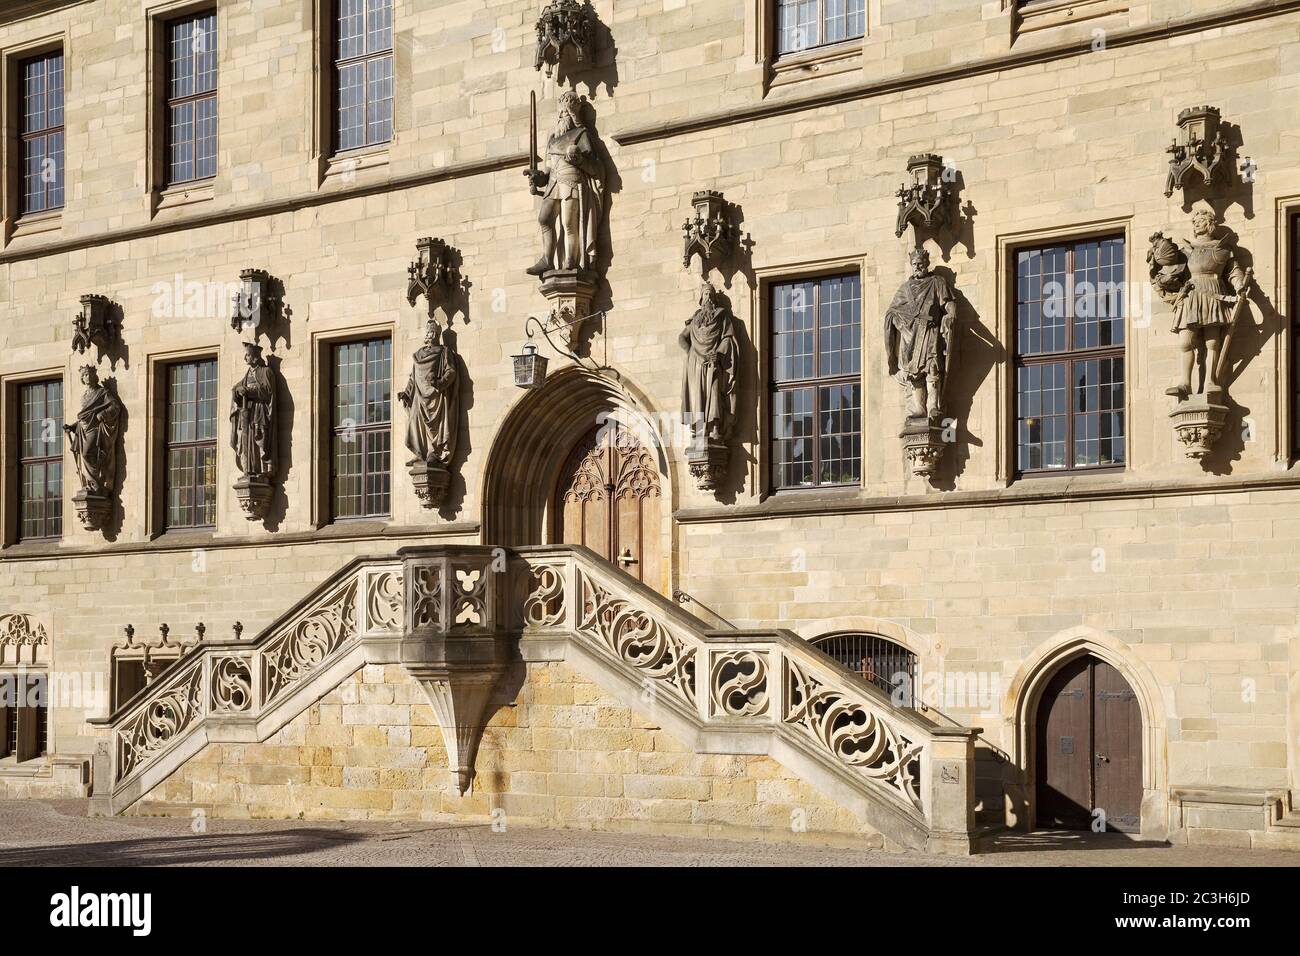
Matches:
[682,190,737,273]
[534,0,596,78]
[1165,106,1228,199]
[231,268,279,336]
[406,237,461,320]
[895,154,951,238]
[71,294,118,356]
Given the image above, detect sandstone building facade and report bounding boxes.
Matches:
[1,0,1299,853]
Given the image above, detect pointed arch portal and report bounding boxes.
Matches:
[480,367,673,591]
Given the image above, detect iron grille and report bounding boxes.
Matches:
[810,632,918,707]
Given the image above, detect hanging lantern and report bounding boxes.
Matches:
[512,342,548,389]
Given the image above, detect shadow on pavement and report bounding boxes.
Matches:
[977,829,1170,855]
[0,828,366,867]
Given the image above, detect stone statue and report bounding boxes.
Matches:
[884,247,956,423]
[1149,209,1252,400]
[230,343,277,479]
[525,90,607,277]
[1148,208,1254,460]
[680,281,740,446]
[398,319,460,506]
[229,342,278,519]
[680,282,741,492]
[64,364,123,530]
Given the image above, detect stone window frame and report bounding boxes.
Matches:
[162,356,221,531]
[145,0,225,217]
[1002,0,1130,48]
[311,0,408,189]
[752,252,869,499]
[310,322,396,529]
[0,668,48,765]
[0,30,66,245]
[753,0,873,94]
[145,345,221,540]
[0,365,67,549]
[994,217,1133,485]
[1278,198,1300,467]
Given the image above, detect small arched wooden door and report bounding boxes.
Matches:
[1035,654,1143,832]
[553,421,662,585]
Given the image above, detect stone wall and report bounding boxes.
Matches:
[0,0,1298,842]
[134,661,884,848]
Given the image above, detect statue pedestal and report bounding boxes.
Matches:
[73,490,112,531]
[900,418,947,479]
[687,439,729,492]
[539,270,597,353]
[1170,395,1228,460]
[234,476,274,521]
[410,461,451,508]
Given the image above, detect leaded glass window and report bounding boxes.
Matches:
[334,0,393,153]
[20,51,64,215]
[166,359,219,529]
[166,11,218,185]
[1015,236,1126,474]
[17,380,62,541]
[776,0,866,57]
[770,273,862,489]
[331,337,392,519]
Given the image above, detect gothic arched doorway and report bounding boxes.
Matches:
[1034,654,1143,832]
[553,421,662,585]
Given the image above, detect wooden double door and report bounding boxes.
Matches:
[1035,655,1143,833]
[553,422,662,585]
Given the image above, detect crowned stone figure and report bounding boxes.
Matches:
[398,318,460,505]
[65,364,123,529]
[525,90,607,277]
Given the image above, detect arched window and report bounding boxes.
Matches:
[810,632,918,706]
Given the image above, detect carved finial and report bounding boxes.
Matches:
[233,621,244,640]
[124,624,134,644]
[159,623,170,644]
[195,622,206,641]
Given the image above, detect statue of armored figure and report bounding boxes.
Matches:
[525,90,607,277]
[1148,208,1254,460]
[1148,209,1253,400]
[65,364,123,530]
[884,247,957,423]
[679,282,740,490]
[229,342,279,520]
[399,318,460,506]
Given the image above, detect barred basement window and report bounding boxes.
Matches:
[0,672,48,763]
[333,0,393,153]
[810,633,918,706]
[331,337,392,520]
[165,11,218,186]
[165,359,218,529]
[17,379,63,541]
[19,50,64,215]
[770,273,862,489]
[776,0,865,57]
[1015,236,1126,475]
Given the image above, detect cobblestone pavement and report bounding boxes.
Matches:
[1,800,1296,866]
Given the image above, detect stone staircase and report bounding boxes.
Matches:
[87,544,982,854]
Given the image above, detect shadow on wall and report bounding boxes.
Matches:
[928,274,1001,490]
[262,354,295,533]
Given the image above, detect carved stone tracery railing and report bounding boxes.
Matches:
[96,560,404,796]
[92,546,977,852]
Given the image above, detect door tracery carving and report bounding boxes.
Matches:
[555,422,661,584]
